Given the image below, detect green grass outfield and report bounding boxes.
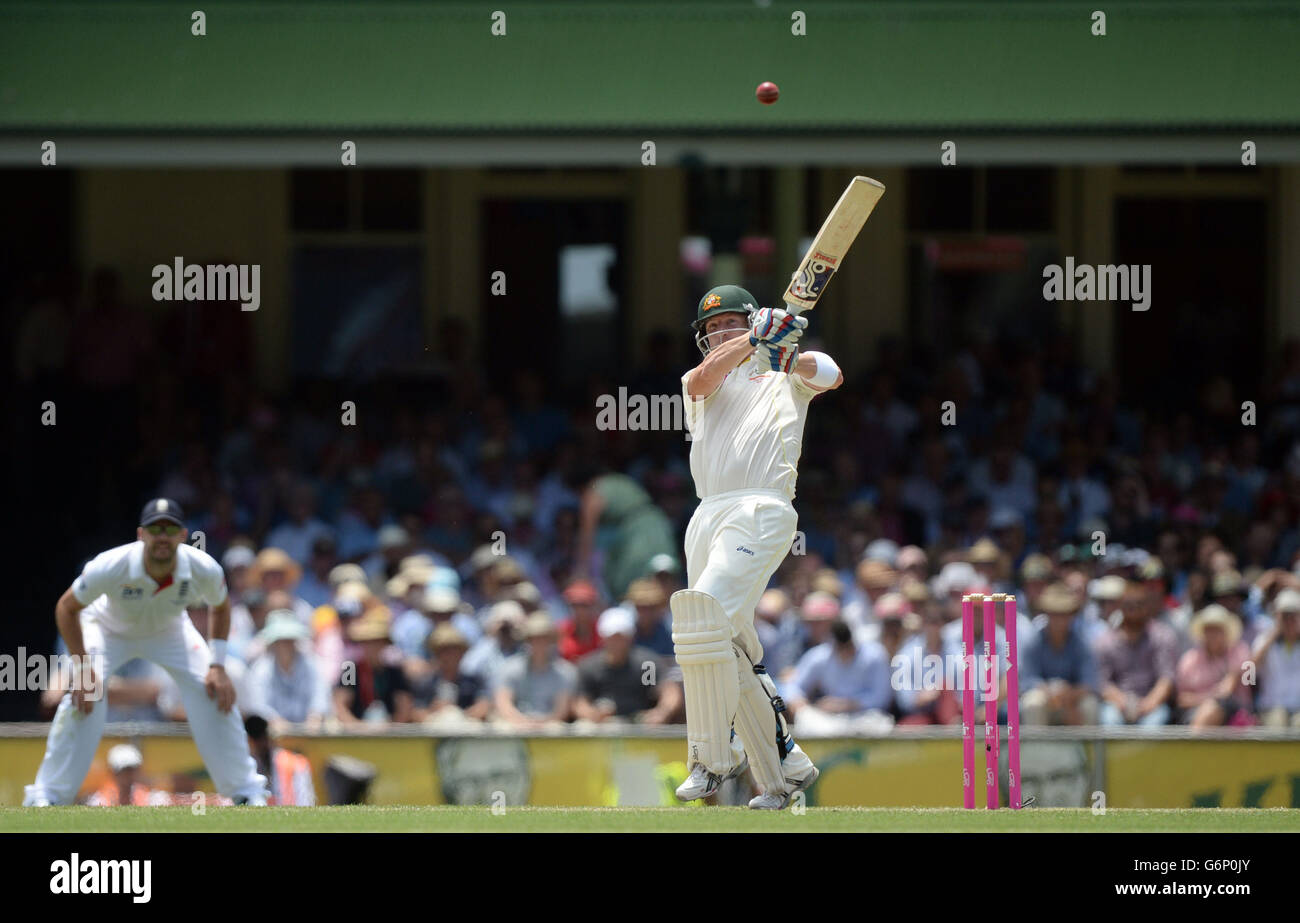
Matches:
[1,806,1297,833]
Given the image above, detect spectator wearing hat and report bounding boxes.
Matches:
[493,614,577,728]
[1080,575,1127,647]
[1020,584,1099,725]
[786,621,894,734]
[334,608,413,724]
[221,543,257,607]
[896,545,930,586]
[311,579,372,686]
[1254,588,1300,727]
[248,548,314,626]
[1176,604,1252,728]
[646,553,684,599]
[755,589,802,679]
[574,471,678,602]
[557,578,603,662]
[625,578,674,658]
[86,744,167,806]
[1095,582,1178,726]
[798,591,842,659]
[463,600,527,687]
[244,610,331,731]
[1017,553,1054,615]
[842,560,898,639]
[413,625,491,726]
[967,538,1008,594]
[245,714,315,806]
[1209,569,1266,645]
[393,585,481,663]
[361,524,413,589]
[855,592,912,661]
[265,483,334,567]
[894,587,960,725]
[296,535,340,609]
[233,589,297,666]
[573,608,682,725]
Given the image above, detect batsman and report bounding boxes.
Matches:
[673,284,843,809]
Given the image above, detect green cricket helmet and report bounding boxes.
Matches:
[691,284,759,356]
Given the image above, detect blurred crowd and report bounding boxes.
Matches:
[15,266,1300,733]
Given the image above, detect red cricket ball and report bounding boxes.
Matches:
[756,81,779,105]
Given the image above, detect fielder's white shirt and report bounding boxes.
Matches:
[73,541,228,638]
[682,352,819,501]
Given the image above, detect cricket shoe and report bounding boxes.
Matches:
[674,754,749,802]
[748,766,819,810]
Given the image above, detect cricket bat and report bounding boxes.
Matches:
[782,175,885,315]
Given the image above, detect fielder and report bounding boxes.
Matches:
[24,499,269,806]
[672,284,842,809]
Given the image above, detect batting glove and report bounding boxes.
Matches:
[748,308,808,347]
[760,343,799,373]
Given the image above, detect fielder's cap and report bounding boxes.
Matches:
[222,545,256,570]
[428,623,469,652]
[648,553,681,575]
[562,579,600,605]
[1190,604,1242,646]
[140,498,184,527]
[258,609,311,645]
[328,563,367,587]
[107,743,144,773]
[1273,588,1300,613]
[597,606,636,639]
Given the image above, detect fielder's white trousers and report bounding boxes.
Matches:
[685,488,798,663]
[24,614,268,806]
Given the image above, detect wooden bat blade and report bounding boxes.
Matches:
[783,175,884,313]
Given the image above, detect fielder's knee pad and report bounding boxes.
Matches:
[671,590,740,772]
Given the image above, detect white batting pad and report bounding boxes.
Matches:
[671,589,741,773]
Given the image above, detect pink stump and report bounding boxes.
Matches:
[961,595,976,809]
[1005,595,1023,809]
[983,595,999,809]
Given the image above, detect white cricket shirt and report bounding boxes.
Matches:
[72,541,228,638]
[682,352,820,501]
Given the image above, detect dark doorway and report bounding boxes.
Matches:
[479,198,626,390]
[1113,197,1267,411]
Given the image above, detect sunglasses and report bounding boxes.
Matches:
[145,523,182,536]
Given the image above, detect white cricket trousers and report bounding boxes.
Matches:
[24,613,268,805]
[684,488,798,664]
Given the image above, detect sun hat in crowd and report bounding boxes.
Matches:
[1020,553,1053,582]
[626,578,666,608]
[562,579,600,605]
[328,563,367,587]
[1190,604,1242,647]
[523,613,557,640]
[897,545,928,571]
[258,609,311,645]
[223,545,257,571]
[250,548,301,585]
[968,538,1001,565]
[428,623,469,653]
[347,607,393,642]
[1273,588,1300,614]
[863,539,900,566]
[422,586,461,615]
[107,744,144,773]
[377,525,410,550]
[1039,583,1081,616]
[647,553,681,575]
[485,600,527,632]
[597,606,636,639]
[1089,575,1127,602]
[801,591,840,621]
